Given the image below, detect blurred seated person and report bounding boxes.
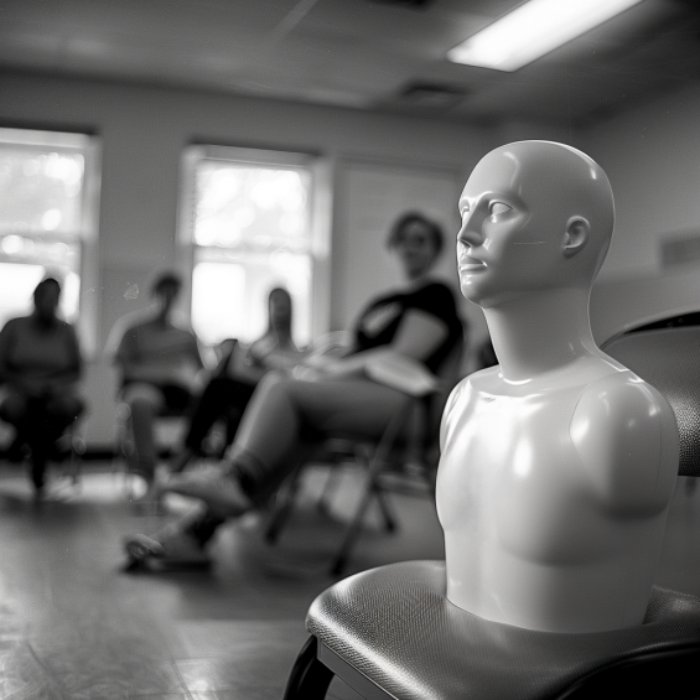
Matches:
[170,287,303,473]
[0,277,85,494]
[109,270,205,495]
[124,211,464,567]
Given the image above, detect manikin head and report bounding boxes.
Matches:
[457,141,614,308]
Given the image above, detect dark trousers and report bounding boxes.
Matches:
[184,376,257,457]
[0,390,85,488]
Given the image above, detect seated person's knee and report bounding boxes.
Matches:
[122,383,164,414]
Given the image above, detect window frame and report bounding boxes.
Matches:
[0,126,101,355]
[177,144,331,347]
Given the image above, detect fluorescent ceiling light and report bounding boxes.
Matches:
[447,0,643,72]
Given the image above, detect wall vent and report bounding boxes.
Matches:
[660,230,700,268]
[364,0,435,8]
[397,81,469,109]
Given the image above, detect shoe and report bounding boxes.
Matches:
[123,527,211,569]
[160,470,252,519]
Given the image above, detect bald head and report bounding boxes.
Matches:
[486,141,613,277]
[457,141,615,306]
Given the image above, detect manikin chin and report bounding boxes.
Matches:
[436,140,679,633]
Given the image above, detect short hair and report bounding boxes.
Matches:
[33,276,61,300]
[386,211,444,257]
[150,270,182,296]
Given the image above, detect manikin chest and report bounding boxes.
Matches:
[436,381,594,551]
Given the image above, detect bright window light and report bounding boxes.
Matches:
[0,127,100,335]
[447,0,643,71]
[181,146,319,347]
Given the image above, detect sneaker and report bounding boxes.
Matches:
[161,470,252,519]
[123,528,210,568]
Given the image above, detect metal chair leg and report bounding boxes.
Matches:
[282,636,334,700]
[264,464,304,543]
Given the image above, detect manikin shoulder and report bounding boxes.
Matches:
[440,364,679,515]
[570,370,679,515]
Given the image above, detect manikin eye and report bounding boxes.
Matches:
[489,202,511,219]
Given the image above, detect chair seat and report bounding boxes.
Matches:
[306,560,700,700]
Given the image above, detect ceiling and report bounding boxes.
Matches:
[1,0,700,127]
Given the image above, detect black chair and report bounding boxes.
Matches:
[601,312,700,478]
[281,314,700,699]
[264,336,465,576]
[0,412,86,490]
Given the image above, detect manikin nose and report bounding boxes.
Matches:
[457,211,484,247]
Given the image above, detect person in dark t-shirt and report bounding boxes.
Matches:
[124,212,463,567]
[0,277,85,495]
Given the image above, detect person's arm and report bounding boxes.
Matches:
[242,335,306,377]
[0,321,25,390]
[300,309,449,380]
[0,320,41,395]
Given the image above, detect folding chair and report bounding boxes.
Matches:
[264,335,465,575]
[281,314,700,699]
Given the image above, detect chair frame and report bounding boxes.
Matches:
[265,334,465,575]
[280,312,700,699]
[283,563,700,700]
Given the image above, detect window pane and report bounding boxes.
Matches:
[0,233,80,268]
[192,254,311,346]
[0,147,86,237]
[187,148,316,347]
[194,161,311,252]
[0,128,99,340]
[0,262,79,328]
[192,262,246,345]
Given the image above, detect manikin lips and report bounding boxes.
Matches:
[459,255,486,271]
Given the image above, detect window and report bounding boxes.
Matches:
[180,146,329,347]
[0,127,100,347]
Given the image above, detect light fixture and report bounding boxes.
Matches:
[447,0,644,72]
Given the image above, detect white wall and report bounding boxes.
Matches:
[7,71,694,447]
[581,83,700,339]
[0,72,507,447]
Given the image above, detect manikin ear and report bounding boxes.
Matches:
[562,216,590,257]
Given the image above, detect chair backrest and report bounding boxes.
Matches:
[601,314,700,478]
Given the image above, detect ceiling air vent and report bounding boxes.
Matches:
[398,82,470,109]
[660,230,700,268]
[365,0,435,8]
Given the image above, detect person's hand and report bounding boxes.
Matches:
[290,353,345,381]
[291,364,323,381]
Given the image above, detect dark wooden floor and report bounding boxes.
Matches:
[0,459,445,699]
[0,459,698,700]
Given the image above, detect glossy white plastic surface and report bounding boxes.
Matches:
[436,141,679,633]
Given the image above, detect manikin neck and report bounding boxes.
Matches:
[483,287,599,384]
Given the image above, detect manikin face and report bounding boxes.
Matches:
[456,147,579,308]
